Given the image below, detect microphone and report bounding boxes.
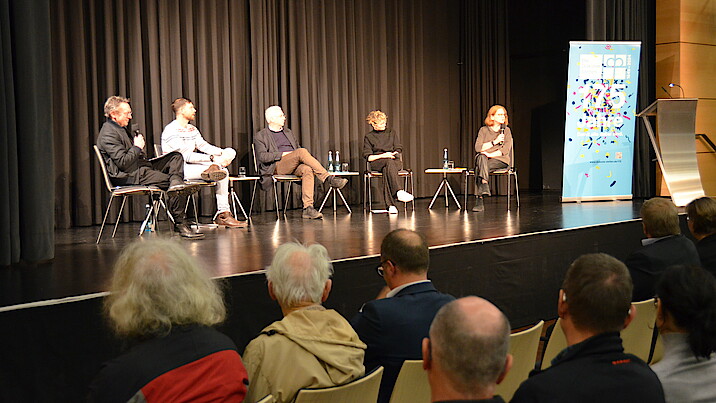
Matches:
[660,86,673,98]
[497,124,505,146]
[131,123,141,137]
[669,83,685,98]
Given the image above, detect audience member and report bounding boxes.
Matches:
[254,106,348,219]
[651,265,716,402]
[423,296,512,403]
[625,197,699,301]
[351,229,455,403]
[88,239,247,402]
[511,253,665,403]
[243,242,365,403]
[686,196,716,275]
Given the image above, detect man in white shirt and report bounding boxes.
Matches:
[161,98,245,228]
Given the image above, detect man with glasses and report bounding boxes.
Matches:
[351,229,454,403]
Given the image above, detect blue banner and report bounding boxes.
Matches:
[562,41,641,201]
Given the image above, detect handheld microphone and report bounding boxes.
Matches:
[131,123,141,137]
[660,86,673,98]
[497,124,505,146]
[669,83,685,98]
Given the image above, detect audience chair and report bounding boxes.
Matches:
[621,298,658,363]
[497,320,544,401]
[363,159,415,212]
[251,144,301,219]
[388,360,430,403]
[93,145,165,243]
[464,146,519,211]
[540,318,567,370]
[293,366,384,403]
[256,395,274,403]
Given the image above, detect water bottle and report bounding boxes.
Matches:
[144,204,153,232]
[328,151,334,172]
[443,148,449,169]
[334,150,341,172]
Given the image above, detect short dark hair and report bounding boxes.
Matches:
[381,229,429,274]
[656,265,716,359]
[641,198,680,237]
[686,197,716,236]
[562,253,633,334]
[171,97,193,114]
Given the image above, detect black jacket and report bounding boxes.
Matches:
[97,119,151,184]
[625,234,700,301]
[511,332,665,403]
[253,127,300,191]
[351,281,455,403]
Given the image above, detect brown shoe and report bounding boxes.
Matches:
[214,211,247,228]
[201,164,227,181]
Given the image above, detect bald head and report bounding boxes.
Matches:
[381,229,429,273]
[429,296,511,396]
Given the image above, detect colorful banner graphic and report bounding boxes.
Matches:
[562,41,641,201]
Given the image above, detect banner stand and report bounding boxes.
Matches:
[561,41,641,203]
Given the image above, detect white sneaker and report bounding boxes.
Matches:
[388,205,399,214]
[396,190,414,203]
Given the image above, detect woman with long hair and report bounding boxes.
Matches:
[652,265,716,402]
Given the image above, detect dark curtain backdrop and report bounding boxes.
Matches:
[51,0,252,227]
[0,0,54,266]
[586,0,656,198]
[48,0,508,228]
[459,0,510,172]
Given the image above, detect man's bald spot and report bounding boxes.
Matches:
[432,296,508,340]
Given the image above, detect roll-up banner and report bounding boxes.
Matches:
[561,41,641,202]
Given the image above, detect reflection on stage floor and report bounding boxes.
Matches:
[0,193,644,307]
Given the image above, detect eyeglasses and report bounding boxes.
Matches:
[376,260,391,277]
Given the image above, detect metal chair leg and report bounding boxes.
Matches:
[273,181,280,220]
[96,195,115,244]
[112,196,129,238]
[283,183,292,217]
[514,171,520,207]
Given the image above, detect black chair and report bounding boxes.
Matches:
[363,159,415,212]
[464,146,519,210]
[93,145,165,243]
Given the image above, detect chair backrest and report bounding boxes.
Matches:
[93,145,116,192]
[497,320,544,401]
[621,298,657,362]
[255,394,274,403]
[294,366,384,403]
[388,360,430,403]
[541,318,567,370]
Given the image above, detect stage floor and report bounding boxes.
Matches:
[0,193,643,307]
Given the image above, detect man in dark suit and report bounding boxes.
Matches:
[625,197,699,301]
[96,95,202,239]
[351,229,455,403]
[253,105,347,219]
[686,196,716,276]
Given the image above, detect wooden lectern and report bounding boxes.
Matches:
[636,98,705,206]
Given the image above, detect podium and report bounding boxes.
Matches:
[636,98,705,206]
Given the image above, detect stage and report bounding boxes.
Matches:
[1,193,643,307]
[2,193,681,401]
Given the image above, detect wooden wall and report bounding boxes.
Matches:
[656,0,716,196]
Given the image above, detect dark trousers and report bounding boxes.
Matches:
[474,154,507,196]
[137,152,187,223]
[370,158,404,207]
